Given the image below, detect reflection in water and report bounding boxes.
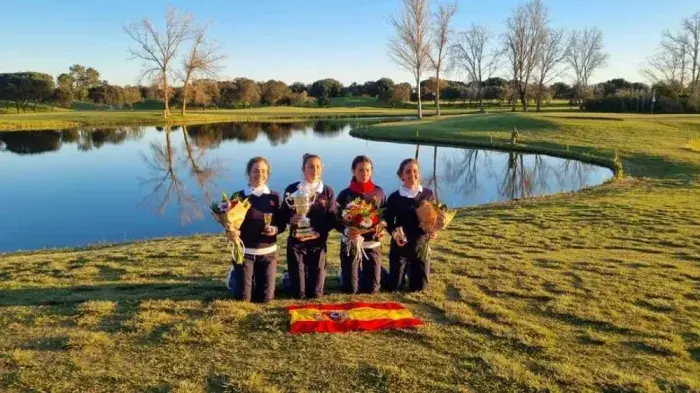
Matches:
[0,127,144,154]
[0,120,613,252]
[139,125,223,224]
[435,147,603,201]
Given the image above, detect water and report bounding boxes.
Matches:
[0,120,613,252]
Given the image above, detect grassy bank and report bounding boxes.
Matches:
[1,113,699,392]
[0,106,477,132]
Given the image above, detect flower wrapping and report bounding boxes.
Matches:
[338,198,383,265]
[210,193,251,264]
[416,200,456,262]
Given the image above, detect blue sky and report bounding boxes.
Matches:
[0,0,697,86]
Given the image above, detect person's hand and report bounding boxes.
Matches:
[392,229,407,247]
[374,220,387,240]
[290,214,303,226]
[226,228,240,242]
[262,226,278,236]
[346,228,363,243]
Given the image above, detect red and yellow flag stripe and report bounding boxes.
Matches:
[287,302,422,334]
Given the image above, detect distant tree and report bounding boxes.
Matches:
[379,83,412,107]
[122,86,143,110]
[565,27,609,104]
[441,85,461,103]
[179,24,225,115]
[362,80,379,97]
[289,82,308,94]
[534,27,566,111]
[67,65,101,101]
[290,91,313,106]
[428,3,457,116]
[104,85,124,108]
[551,82,572,99]
[191,79,219,108]
[451,24,502,111]
[217,80,236,107]
[51,87,72,109]
[389,0,432,119]
[233,77,261,107]
[504,0,548,112]
[56,73,74,103]
[261,80,291,106]
[0,72,55,112]
[309,79,344,98]
[375,78,395,97]
[124,7,194,118]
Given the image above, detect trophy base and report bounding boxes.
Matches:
[294,223,319,241]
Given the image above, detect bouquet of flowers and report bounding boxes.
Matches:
[415,200,456,262]
[338,198,384,264]
[210,192,251,264]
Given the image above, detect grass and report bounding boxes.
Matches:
[0,105,479,132]
[1,112,700,392]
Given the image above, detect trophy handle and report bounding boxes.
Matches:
[285,193,295,209]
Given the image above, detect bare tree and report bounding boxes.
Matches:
[681,12,700,92]
[428,3,457,117]
[451,24,502,112]
[179,24,226,116]
[565,27,609,104]
[124,8,193,118]
[389,0,432,119]
[122,86,143,110]
[641,35,686,85]
[534,27,566,111]
[504,0,547,112]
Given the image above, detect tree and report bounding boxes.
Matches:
[52,87,72,109]
[379,83,412,107]
[642,30,688,87]
[681,12,700,92]
[124,8,194,118]
[389,0,432,119]
[565,27,609,104]
[0,72,55,112]
[290,82,308,94]
[534,28,566,111]
[56,73,74,104]
[261,80,291,106]
[309,79,344,98]
[122,86,143,110]
[504,0,547,112]
[104,85,124,108]
[233,77,261,108]
[451,24,502,111]
[191,79,219,108]
[179,24,225,115]
[428,3,457,116]
[375,78,395,97]
[551,82,572,99]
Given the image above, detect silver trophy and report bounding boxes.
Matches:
[285,186,317,239]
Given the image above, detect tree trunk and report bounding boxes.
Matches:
[181,86,188,116]
[415,144,420,159]
[478,84,485,112]
[511,81,517,112]
[435,70,441,117]
[416,75,423,119]
[162,71,169,118]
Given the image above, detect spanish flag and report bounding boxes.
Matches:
[287,302,423,334]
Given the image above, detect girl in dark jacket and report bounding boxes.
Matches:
[384,158,436,292]
[335,155,387,294]
[226,156,286,303]
[280,153,336,299]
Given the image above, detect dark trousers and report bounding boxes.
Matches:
[388,241,429,292]
[233,252,277,303]
[340,243,381,294]
[287,241,327,299]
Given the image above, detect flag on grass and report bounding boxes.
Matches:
[287,302,423,334]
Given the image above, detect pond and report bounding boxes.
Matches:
[0,120,613,252]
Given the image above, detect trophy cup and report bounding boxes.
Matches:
[285,187,318,240]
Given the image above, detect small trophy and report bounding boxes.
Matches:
[285,186,318,240]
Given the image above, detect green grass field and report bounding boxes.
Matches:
[1,112,699,392]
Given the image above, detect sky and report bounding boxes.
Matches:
[0,0,697,86]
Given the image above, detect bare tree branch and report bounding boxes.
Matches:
[428,3,457,116]
[179,23,227,115]
[124,8,193,118]
[451,24,502,111]
[535,27,566,111]
[389,0,432,119]
[565,27,609,103]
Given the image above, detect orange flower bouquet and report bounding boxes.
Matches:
[210,192,251,264]
[338,197,384,264]
[416,200,456,262]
